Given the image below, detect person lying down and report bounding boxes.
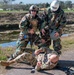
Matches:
[0,47,59,71]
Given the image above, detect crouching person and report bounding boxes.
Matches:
[0,47,59,71]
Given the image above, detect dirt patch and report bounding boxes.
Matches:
[0,12,74,25]
[0,66,7,75]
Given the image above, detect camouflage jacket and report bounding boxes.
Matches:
[41,12,49,29]
[35,47,59,70]
[42,7,66,34]
[19,13,43,34]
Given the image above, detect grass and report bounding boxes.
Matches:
[61,36,74,49]
[64,9,74,13]
[0,49,7,60]
[0,55,7,60]
[0,47,14,60]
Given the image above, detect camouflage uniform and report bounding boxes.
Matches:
[10,13,42,59]
[42,7,66,54]
[2,47,58,70]
[39,11,51,48]
[35,47,59,70]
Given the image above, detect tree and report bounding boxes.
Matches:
[3,0,9,4]
[65,1,72,8]
[19,2,24,5]
[45,2,50,8]
[59,1,65,9]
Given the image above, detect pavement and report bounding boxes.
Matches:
[4,49,74,75]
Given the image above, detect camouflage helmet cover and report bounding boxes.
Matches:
[29,5,39,11]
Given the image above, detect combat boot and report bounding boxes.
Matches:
[0,60,15,66]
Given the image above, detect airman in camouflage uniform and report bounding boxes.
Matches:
[41,0,66,54]
[0,47,59,71]
[8,5,43,61]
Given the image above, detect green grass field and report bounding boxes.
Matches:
[64,9,74,13]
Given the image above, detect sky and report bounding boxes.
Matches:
[13,0,74,4]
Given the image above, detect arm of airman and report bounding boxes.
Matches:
[19,16,26,29]
[34,48,43,55]
[19,13,30,29]
[56,11,66,34]
[34,48,46,55]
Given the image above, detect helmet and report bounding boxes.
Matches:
[29,5,39,12]
[50,0,59,12]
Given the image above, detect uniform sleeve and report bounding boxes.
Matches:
[41,8,51,30]
[41,15,49,30]
[40,20,46,29]
[56,11,66,34]
[19,16,29,30]
[37,17,44,31]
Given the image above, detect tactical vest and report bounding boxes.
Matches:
[36,47,58,70]
[27,14,39,33]
[36,52,57,70]
[29,19,38,32]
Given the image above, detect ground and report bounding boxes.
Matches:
[0,35,74,75]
